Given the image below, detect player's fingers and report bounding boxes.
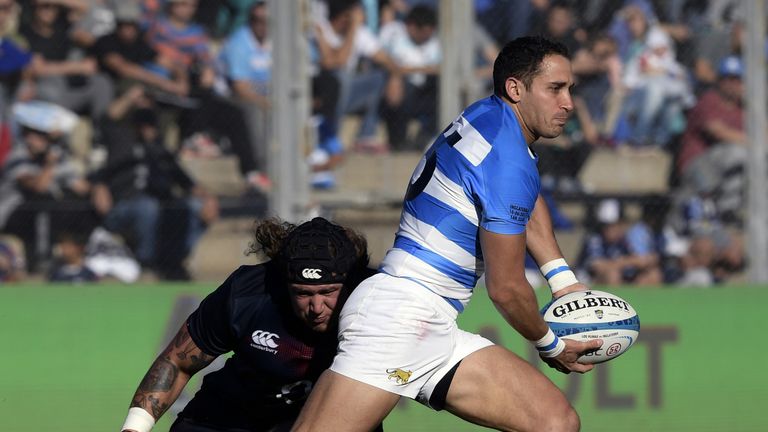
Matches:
[569,362,595,374]
[575,338,603,354]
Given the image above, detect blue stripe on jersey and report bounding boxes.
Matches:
[382,95,540,305]
[393,235,478,288]
[403,192,479,257]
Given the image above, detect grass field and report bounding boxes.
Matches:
[0,282,766,431]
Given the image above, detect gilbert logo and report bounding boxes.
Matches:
[251,330,280,354]
[302,268,322,279]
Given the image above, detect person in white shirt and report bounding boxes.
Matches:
[379,4,439,151]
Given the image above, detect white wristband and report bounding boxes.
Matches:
[534,328,566,358]
[540,258,578,294]
[121,407,155,432]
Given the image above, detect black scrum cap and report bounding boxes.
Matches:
[281,217,357,285]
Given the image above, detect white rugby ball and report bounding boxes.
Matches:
[541,290,640,364]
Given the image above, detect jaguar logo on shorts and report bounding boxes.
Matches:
[386,368,413,385]
[594,309,604,319]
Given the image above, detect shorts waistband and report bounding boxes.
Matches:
[380,272,464,313]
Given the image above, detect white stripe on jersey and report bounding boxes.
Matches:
[450,115,492,167]
[399,212,479,272]
[424,168,479,226]
[379,248,472,303]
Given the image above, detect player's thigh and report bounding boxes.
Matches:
[444,345,579,432]
[291,369,400,432]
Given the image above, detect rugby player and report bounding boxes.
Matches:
[292,36,602,432]
[120,217,376,432]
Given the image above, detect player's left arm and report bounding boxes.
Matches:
[526,194,588,298]
[122,323,216,431]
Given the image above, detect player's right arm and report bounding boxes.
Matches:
[480,228,599,374]
[121,322,216,432]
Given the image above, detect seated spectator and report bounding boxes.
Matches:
[0,0,34,107]
[536,95,599,195]
[676,55,744,177]
[0,101,96,272]
[533,1,584,56]
[92,1,188,97]
[626,200,680,283]
[68,0,123,48]
[91,86,219,280]
[47,230,98,282]
[1,0,34,164]
[571,33,623,141]
[0,234,25,282]
[691,11,743,93]
[379,4,439,151]
[144,0,269,193]
[313,0,398,153]
[619,24,694,147]
[577,199,663,285]
[20,0,112,121]
[218,0,271,192]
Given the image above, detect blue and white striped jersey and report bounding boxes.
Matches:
[380,95,541,310]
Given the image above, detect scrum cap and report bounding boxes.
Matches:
[281,217,357,285]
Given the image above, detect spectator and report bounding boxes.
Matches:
[674,229,744,287]
[313,0,397,153]
[626,200,679,283]
[145,0,270,193]
[379,4,439,151]
[571,33,623,139]
[0,234,25,281]
[0,101,96,272]
[47,230,98,282]
[69,0,123,48]
[1,0,34,107]
[20,0,113,120]
[92,86,219,280]
[533,1,584,55]
[91,1,188,97]
[1,0,33,165]
[676,55,744,176]
[218,0,271,192]
[536,96,599,195]
[577,199,663,285]
[619,19,694,147]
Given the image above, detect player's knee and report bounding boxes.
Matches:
[539,404,580,432]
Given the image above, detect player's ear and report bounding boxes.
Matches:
[505,77,522,103]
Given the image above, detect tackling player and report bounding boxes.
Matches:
[120,217,377,432]
[292,36,602,432]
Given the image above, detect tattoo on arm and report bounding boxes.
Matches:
[128,323,215,419]
[169,323,216,374]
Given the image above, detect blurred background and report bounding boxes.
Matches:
[0,0,767,430]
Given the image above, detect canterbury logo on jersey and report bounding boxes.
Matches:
[251,330,280,354]
[301,268,322,279]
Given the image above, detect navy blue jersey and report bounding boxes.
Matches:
[178,264,347,430]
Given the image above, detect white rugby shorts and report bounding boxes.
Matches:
[330,273,493,407]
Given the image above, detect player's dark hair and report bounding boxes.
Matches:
[405,5,436,27]
[493,36,570,98]
[249,217,370,284]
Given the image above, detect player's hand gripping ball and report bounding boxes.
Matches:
[541,290,640,364]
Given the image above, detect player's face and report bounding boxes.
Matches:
[288,283,344,332]
[515,54,574,141]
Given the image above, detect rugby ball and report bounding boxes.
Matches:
[541,290,639,364]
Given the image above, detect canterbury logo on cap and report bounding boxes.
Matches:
[301,268,322,279]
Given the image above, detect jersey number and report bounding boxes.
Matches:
[404,123,461,201]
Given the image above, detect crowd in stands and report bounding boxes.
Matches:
[0,0,758,286]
